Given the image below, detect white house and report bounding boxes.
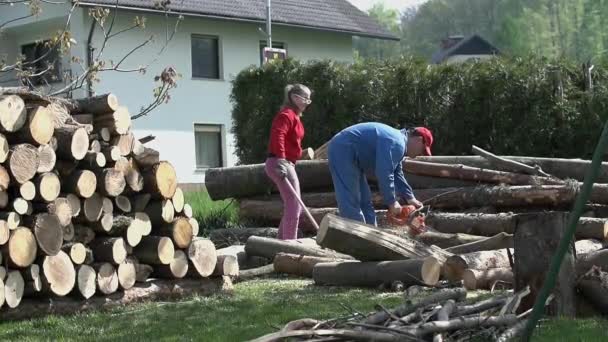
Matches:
[0,0,396,184]
[431,34,500,65]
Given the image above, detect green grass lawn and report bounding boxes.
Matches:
[0,277,605,341]
[185,190,240,232]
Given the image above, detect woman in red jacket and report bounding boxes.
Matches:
[265,84,312,240]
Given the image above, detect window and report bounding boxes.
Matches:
[259,41,285,65]
[194,124,223,169]
[20,40,62,86]
[191,35,220,79]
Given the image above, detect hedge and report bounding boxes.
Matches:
[230,56,608,165]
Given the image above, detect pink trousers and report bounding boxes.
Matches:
[264,158,302,240]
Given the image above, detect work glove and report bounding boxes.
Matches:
[275,158,290,178]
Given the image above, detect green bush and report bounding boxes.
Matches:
[231,56,608,164]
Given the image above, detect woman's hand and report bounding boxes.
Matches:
[275,159,290,178]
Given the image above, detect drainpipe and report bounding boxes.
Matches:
[266,0,272,48]
[86,19,95,97]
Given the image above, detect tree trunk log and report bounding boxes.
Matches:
[62,242,87,264]
[4,227,37,267]
[246,235,352,261]
[19,181,35,200]
[23,213,63,256]
[135,263,154,282]
[62,223,74,242]
[89,237,127,264]
[93,262,119,295]
[187,237,217,277]
[73,264,96,299]
[112,133,135,157]
[463,268,514,290]
[158,217,193,249]
[445,232,514,254]
[235,264,275,282]
[41,250,76,296]
[172,187,184,213]
[577,267,608,315]
[142,161,177,199]
[66,93,119,114]
[133,147,159,169]
[145,199,174,226]
[239,200,334,233]
[105,213,150,247]
[96,168,126,197]
[0,134,8,164]
[62,170,97,199]
[8,106,54,146]
[22,264,42,295]
[514,212,575,316]
[65,193,80,217]
[0,211,20,230]
[7,144,39,184]
[472,145,552,177]
[102,145,121,162]
[133,236,174,265]
[0,95,27,132]
[189,218,199,237]
[33,172,60,202]
[33,197,72,227]
[122,158,143,192]
[0,219,8,245]
[36,144,56,173]
[415,231,487,249]
[115,195,131,213]
[153,249,189,279]
[76,193,104,223]
[132,193,151,212]
[54,126,89,161]
[208,227,279,248]
[273,253,346,278]
[4,270,24,308]
[93,106,131,135]
[443,249,512,282]
[82,152,106,169]
[212,254,239,277]
[72,225,95,244]
[117,258,137,290]
[317,213,450,261]
[90,212,114,233]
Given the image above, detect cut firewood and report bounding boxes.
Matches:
[41,250,76,296]
[443,249,512,282]
[158,217,193,249]
[145,200,174,226]
[54,126,89,160]
[62,242,87,264]
[514,212,575,316]
[0,134,8,163]
[8,105,54,146]
[82,152,106,169]
[115,195,131,213]
[134,263,154,283]
[0,266,6,280]
[143,161,177,199]
[112,156,130,174]
[7,144,39,184]
[73,264,96,299]
[72,225,95,245]
[33,172,60,202]
[90,213,114,233]
[90,139,101,153]
[117,258,137,290]
[112,133,135,156]
[183,204,193,219]
[132,193,151,212]
[94,106,131,135]
[63,170,96,199]
[19,181,35,200]
[67,93,119,114]
[0,219,8,245]
[89,237,128,264]
[0,95,27,132]
[102,145,121,162]
[32,197,72,227]
[65,193,80,217]
[5,270,24,308]
[213,255,239,277]
[187,238,217,277]
[132,139,145,155]
[102,197,113,214]
[5,227,37,267]
[36,144,56,173]
[189,218,199,237]
[123,158,143,192]
[317,214,450,261]
[239,200,335,233]
[414,231,486,249]
[0,166,9,193]
[472,145,553,178]
[12,197,32,215]
[313,258,441,287]
[99,127,111,142]
[23,213,63,256]
[0,212,20,230]
[133,147,159,169]
[133,236,174,265]
[445,232,514,254]
[273,253,346,278]
[172,188,185,213]
[96,168,126,197]
[463,268,514,290]
[153,250,189,279]
[22,264,42,294]
[93,262,119,295]
[78,193,103,222]
[106,213,150,247]
[62,223,74,242]
[246,236,352,261]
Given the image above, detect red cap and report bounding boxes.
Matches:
[414,127,433,156]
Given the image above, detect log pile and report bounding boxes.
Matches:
[0,90,232,313]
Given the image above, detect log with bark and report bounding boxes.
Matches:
[41,250,76,296]
[0,95,27,132]
[172,187,184,213]
[19,180,35,200]
[117,258,137,290]
[94,106,131,135]
[143,161,177,199]
[4,227,37,267]
[62,242,88,265]
[145,199,175,226]
[54,126,89,161]
[213,254,239,277]
[273,253,348,278]
[36,144,56,173]
[245,235,352,261]
[443,249,512,282]
[445,232,514,254]
[0,212,19,230]
[73,264,96,299]
[208,227,279,248]
[217,245,270,270]
[4,270,24,308]
[7,143,39,184]
[414,231,487,249]
[23,213,63,256]
[133,147,159,169]
[158,217,193,249]
[187,238,217,277]
[472,145,553,178]
[33,172,60,202]
[153,250,189,279]
[7,105,54,146]
[66,93,120,114]
[239,200,333,233]
[133,236,174,265]
[94,262,119,295]
[115,195,132,213]
[63,170,97,199]
[89,237,128,265]
[577,267,608,315]
[82,152,106,169]
[463,268,514,290]
[235,264,275,282]
[96,168,126,197]
[33,197,72,227]
[514,212,575,316]
[105,213,149,247]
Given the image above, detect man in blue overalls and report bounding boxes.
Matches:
[327,122,434,226]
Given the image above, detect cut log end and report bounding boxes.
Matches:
[19,181,35,201]
[0,95,27,132]
[75,264,96,299]
[3,212,20,230]
[37,144,56,173]
[30,213,63,256]
[65,242,87,264]
[115,195,131,213]
[95,262,119,295]
[68,170,97,199]
[66,194,81,217]
[28,105,55,145]
[71,128,89,160]
[421,257,443,285]
[188,238,217,277]
[35,172,61,202]
[8,144,39,184]
[0,220,8,244]
[117,259,137,290]
[172,188,185,213]
[7,227,37,267]
[42,250,76,296]
[5,270,24,308]
[0,134,9,163]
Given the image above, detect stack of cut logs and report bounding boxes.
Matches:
[205,143,608,318]
[0,90,229,310]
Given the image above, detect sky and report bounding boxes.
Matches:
[348,0,429,12]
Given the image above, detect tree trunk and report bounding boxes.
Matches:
[93,106,131,135]
[0,134,8,164]
[145,200,174,226]
[235,264,275,282]
[239,200,334,233]
[577,249,608,276]
[445,232,514,254]
[7,106,54,146]
[212,255,239,277]
[208,227,279,248]
[471,145,552,177]
[575,239,605,255]
[0,211,20,230]
[135,263,154,282]
[317,214,450,261]
[0,219,8,245]
[105,213,150,247]
[62,242,87,264]
[89,213,114,233]
[66,93,119,114]
[93,262,119,295]
[89,237,128,264]
[73,264,96,299]
[66,193,80,217]
[577,267,608,315]
[12,197,32,215]
[117,258,137,290]
[133,147,160,169]
[443,249,512,282]
[23,264,42,295]
[33,197,72,227]
[23,213,63,256]
[19,181,35,201]
[183,204,193,219]
[89,139,101,153]
[54,126,89,161]
[63,170,97,199]
[36,144,56,173]
[96,168,126,197]
[246,235,352,261]
[158,217,193,249]
[0,95,27,132]
[463,268,514,290]
[4,270,24,308]
[7,144,39,184]
[187,237,217,277]
[273,253,346,278]
[41,250,76,296]
[133,236,174,265]
[72,225,95,245]
[142,161,177,199]
[4,227,37,267]
[132,194,151,212]
[115,195,131,213]
[189,218,199,237]
[82,152,106,169]
[172,187,185,213]
[415,231,487,249]
[33,172,60,202]
[62,223,74,242]
[112,133,135,157]
[153,249,189,279]
[514,212,575,316]
[312,258,442,287]
[102,145,121,162]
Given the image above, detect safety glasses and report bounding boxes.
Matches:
[293,94,312,105]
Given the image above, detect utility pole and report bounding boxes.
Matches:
[266,0,272,48]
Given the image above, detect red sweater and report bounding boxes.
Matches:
[268,107,305,163]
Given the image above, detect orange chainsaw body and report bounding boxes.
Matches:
[387,205,427,236]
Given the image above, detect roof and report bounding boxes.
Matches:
[431,34,500,64]
[78,0,399,40]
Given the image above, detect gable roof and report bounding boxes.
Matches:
[431,34,500,64]
[78,0,399,40]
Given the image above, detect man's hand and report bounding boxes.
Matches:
[407,197,423,208]
[275,159,290,178]
[389,201,402,215]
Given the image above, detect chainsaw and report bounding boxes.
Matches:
[386,205,431,237]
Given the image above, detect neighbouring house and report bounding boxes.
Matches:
[0,1,397,183]
[431,34,500,64]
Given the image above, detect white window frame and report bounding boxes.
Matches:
[194,123,226,170]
